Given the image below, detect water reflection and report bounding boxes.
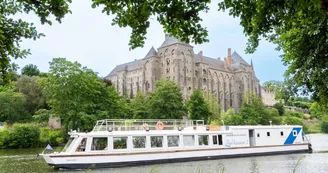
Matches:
[0,134,328,173]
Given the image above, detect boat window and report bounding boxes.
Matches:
[168,136,179,147]
[113,137,127,149]
[218,135,223,145]
[293,130,297,136]
[133,136,146,149]
[62,137,75,152]
[151,136,163,148]
[92,137,108,151]
[198,135,209,146]
[183,135,195,146]
[281,131,284,136]
[267,132,270,137]
[213,135,218,145]
[257,133,260,137]
[212,135,223,145]
[76,138,87,152]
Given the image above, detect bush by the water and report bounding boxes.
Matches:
[282,116,308,133]
[0,124,64,149]
[320,116,328,133]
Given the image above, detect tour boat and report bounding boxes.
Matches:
[40,119,312,169]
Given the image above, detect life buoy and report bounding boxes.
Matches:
[156,121,164,130]
[141,123,149,130]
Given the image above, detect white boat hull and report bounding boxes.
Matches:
[42,144,310,169]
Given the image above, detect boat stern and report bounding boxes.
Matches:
[40,154,56,166]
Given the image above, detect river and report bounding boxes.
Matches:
[0,134,327,173]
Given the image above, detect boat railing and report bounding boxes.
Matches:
[92,119,205,132]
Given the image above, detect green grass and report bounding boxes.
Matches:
[306,123,322,134]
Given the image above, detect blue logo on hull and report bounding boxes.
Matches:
[284,127,302,145]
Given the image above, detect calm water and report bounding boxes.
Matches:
[1,134,328,173]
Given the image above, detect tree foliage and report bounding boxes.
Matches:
[39,58,122,131]
[15,75,47,115]
[273,102,285,116]
[148,78,186,119]
[131,92,150,119]
[0,90,28,123]
[239,92,270,125]
[221,108,244,125]
[187,89,210,122]
[0,0,72,85]
[21,64,40,76]
[91,0,210,50]
[262,80,291,103]
[203,90,221,123]
[219,0,328,104]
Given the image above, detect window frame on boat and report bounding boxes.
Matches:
[112,136,128,150]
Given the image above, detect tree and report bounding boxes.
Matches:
[203,90,221,124]
[320,115,328,133]
[0,90,28,123]
[309,102,327,119]
[15,75,47,115]
[21,64,40,76]
[262,80,292,103]
[273,103,285,116]
[148,78,186,119]
[1,0,71,85]
[218,1,328,104]
[187,89,210,122]
[239,92,270,125]
[40,58,122,131]
[131,92,150,119]
[221,108,244,125]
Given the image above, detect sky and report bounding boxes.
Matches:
[14,0,287,84]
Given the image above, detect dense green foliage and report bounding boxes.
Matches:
[320,116,328,133]
[148,78,186,119]
[15,75,47,115]
[219,0,328,104]
[221,108,243,125]
[239,92,271,125]
[91,0,210,50]
[0,90,28,123]
[187,89,210,122]
[203,90,221,124]
[21,64,40,76]
[40,58,123,132]
[131,92,150,119]
[0,124,64,149]
[273,102,285,116]
[282,116,308,133]
[0,0,71,84]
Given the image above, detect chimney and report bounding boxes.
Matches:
[199,51,203,57]
[228,48,232,67]
[165,33,169,39]
[224,57,227,67]
[218,57,221,61]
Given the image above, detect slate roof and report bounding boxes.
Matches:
[107,59,143,77]
[232,51,249,65]
[160,36,192,48]
[194,54,225,70]
[144,46,157,59]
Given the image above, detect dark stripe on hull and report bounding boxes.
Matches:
[49,149,309,169]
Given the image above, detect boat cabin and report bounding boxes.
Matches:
[61,119,308,154]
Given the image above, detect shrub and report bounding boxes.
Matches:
[40,127,64,146]
[285,110,305,119]
[273,103,285,116]
[320,116,328,133]
[0,129,9,149]
[221,108,244,125]
[7,124,40,148]
[282,116,308,133]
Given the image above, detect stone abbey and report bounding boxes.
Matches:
[105,34,261,111]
